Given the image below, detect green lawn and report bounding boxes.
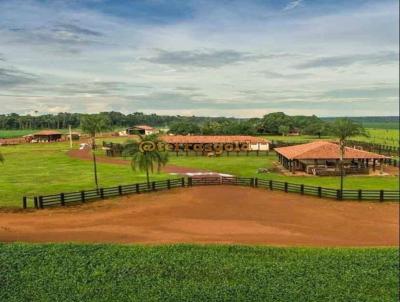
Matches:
[168,153,399,190]
[0,244,398,302]
[0,142,169,207]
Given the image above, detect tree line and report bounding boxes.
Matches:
[1,111,336,136]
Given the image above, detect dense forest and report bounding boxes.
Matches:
[0,112,396,135]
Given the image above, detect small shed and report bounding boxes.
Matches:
[126,125,157,135]
[274,141,387,175]
[66,132,81,140]
[33,130,62,142]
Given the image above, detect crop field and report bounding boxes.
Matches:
[353,128,399,147]
[1,244,398,302]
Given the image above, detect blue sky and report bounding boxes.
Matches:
[0,0,398,117]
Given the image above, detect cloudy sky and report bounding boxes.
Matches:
[0,0,398,117]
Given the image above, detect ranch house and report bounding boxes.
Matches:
[126,125,158,136]
[274,141,387,175]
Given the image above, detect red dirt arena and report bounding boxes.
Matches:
[0,186,398,247]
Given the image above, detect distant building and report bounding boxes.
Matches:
[126,125,158,135]
[161,135,270,154]
[274,141,387,175]
[33,130,62,142]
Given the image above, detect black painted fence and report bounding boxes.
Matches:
[187,176,399,202]
[23,178,185,209]
[23,176,399,209]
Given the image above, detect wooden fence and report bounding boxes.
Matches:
[23,176,399,209]
[186,176,399,202]
[23,178,185,209]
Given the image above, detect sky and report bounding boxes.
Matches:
[0,0,398,117]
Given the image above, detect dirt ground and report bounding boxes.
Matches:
[0,186,398,247]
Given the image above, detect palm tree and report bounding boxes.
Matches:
[330,118,367,192]
[80,114,110,190]
[123,135,169,188]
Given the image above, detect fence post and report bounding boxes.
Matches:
[336,190,342,200]
[358,189,362,201]
[118,185,123,195]
[318,187,322,198]
[136,183,140,194]
[188,177,192,187]
[39,196,43,209]
[380,190,384,202]
[152,181,156,191]
[250,178,255,187]
[284,182,288,193]
[269,180,273,190]
[300,185,304,195]
[60,193,65,206]
[22,197,27,209]
[81,191,85,202]
[100,188,104,199]
[167,179,171,189]
[254,178,258,188]
[34,197,38,209]
[181,177,185,187]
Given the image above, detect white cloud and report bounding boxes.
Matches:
[283,0,303,11]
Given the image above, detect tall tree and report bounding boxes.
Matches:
[80,114,110,190]
[123,135,169,188]
[330,118,367,192]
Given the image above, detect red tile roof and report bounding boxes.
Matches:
[34,130,62,136]
[275,141,387,160]
[131,125,155,130]
[161,135,269,144]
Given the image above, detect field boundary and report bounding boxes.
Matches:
[23,176,400,209]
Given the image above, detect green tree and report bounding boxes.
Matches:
[278,125,290,136]
[257,112,292,134]
[80,114,110,190]
[330,118,367,192]
[169,121,201,135]
[123,135,169,188]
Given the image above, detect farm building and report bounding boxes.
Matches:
[126,125,158,135]
[66,132,81,140]
[161,135,270,155]
[33,130,62,142]
[274,141,387,175]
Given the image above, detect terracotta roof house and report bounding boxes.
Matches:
[274,141,387,175]
[126,125,158,135]
[33,130,62,142]
[161,135,270,154]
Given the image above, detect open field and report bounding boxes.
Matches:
[353,128,399,147]
[0,142,169,207]
[1,243,398,302]
[0,129,36,139]
[1,186,398,246]
[1,140,399,207]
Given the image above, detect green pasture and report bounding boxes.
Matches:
[1,244,398,302]
[353,128,399,147]
[0,142,169,207]
[0,129,36,139]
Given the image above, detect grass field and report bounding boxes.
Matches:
[0,244,398,302]
[0,129,37,139]
[0,142,169,207]
[353,128,399,147]
[0,140,398,207]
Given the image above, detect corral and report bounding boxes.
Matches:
[1,186,398,246]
